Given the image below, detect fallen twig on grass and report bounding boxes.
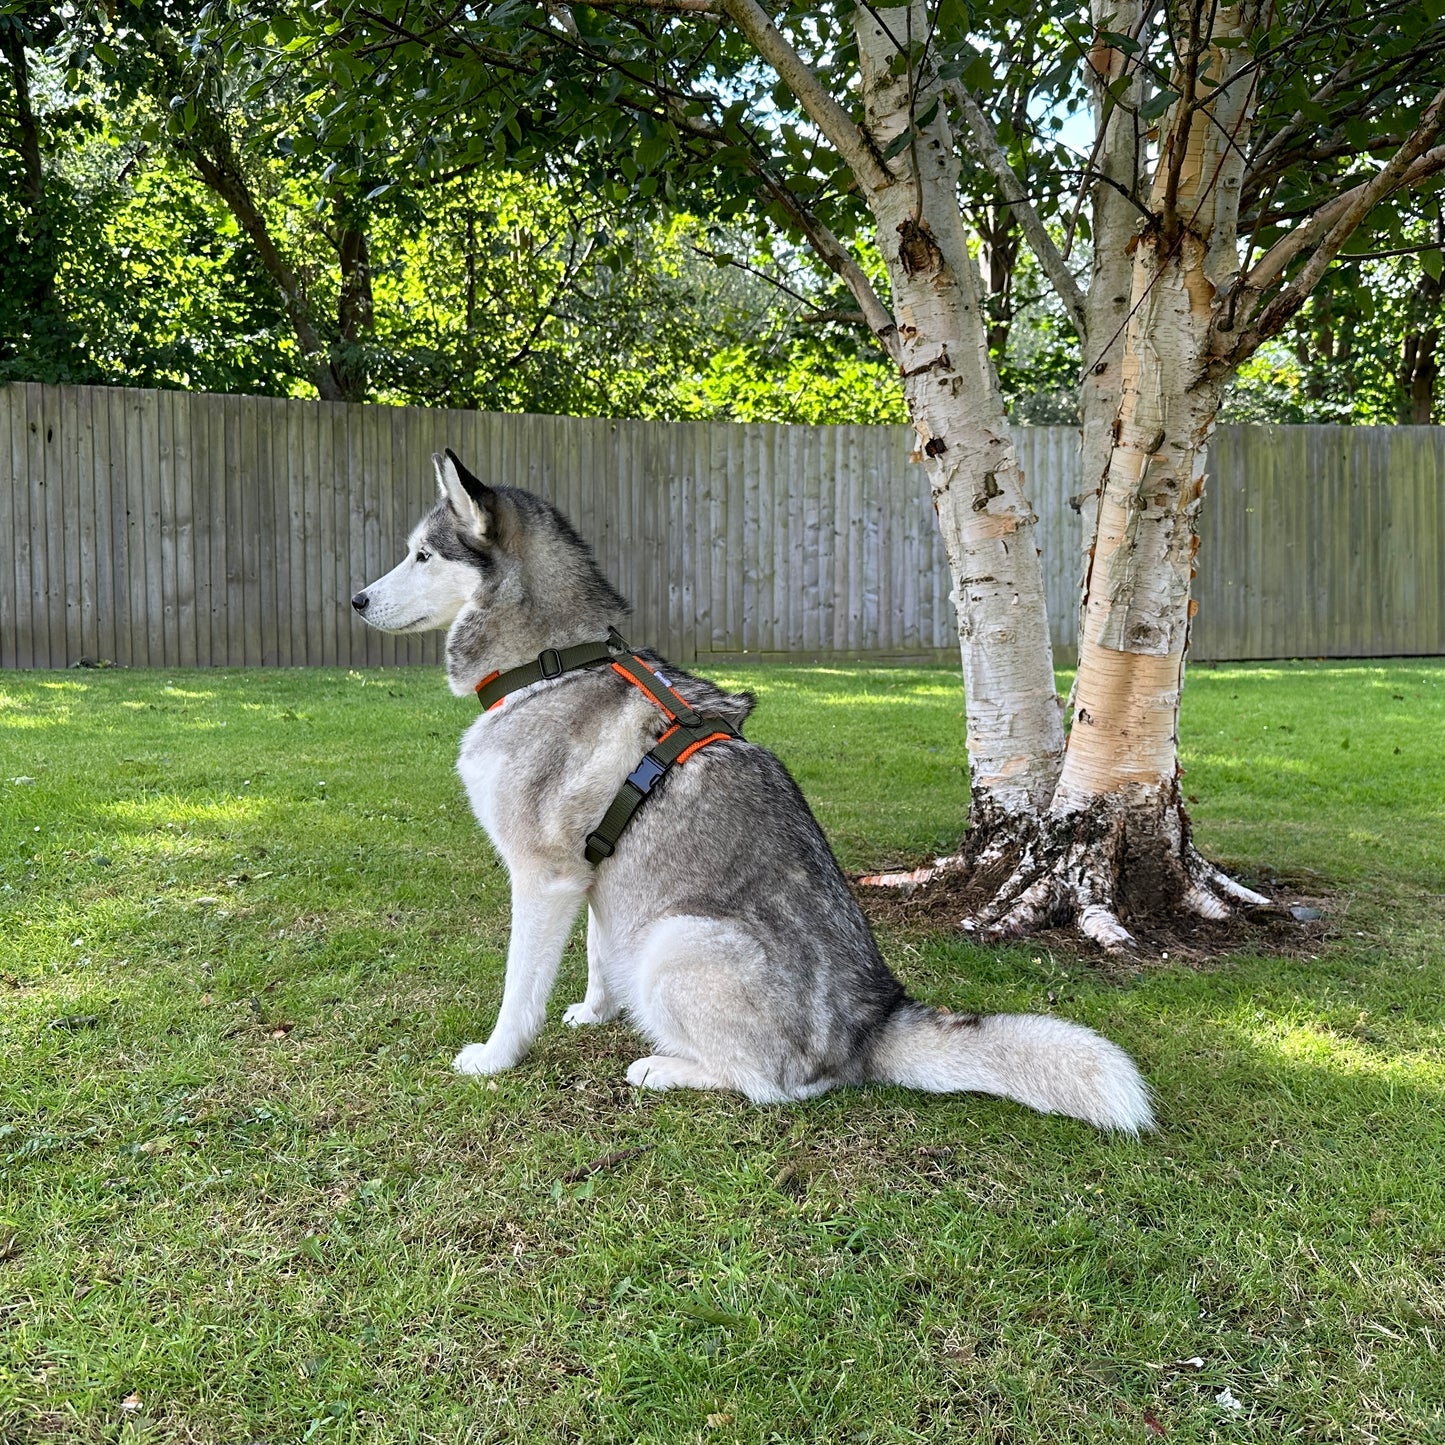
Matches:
[561,1145,652,1184]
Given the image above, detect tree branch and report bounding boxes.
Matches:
[1217,90,1445,372]
[948,83,1088,345]
[718,0,893,193]
[1244,142,1445,298]
[1330,241,1445,264]
[796,309,869,325]
[688,241,815,308]
[749,171,900,360]
[554,0,722,14]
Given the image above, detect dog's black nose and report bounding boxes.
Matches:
[351,592,369,613]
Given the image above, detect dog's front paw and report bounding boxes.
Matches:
[563,999,616,1028]
[453,1042,515,1076]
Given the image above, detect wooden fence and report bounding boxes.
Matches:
[1,382,1441,670]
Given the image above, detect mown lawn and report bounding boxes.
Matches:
[1,659,1442,1444]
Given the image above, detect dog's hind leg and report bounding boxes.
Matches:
[454,874,584,1076]
[625,1055,732,1092]
[626,915,827,1104]
[563,905,621,1027]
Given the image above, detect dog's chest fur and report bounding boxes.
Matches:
[455,678,659,875]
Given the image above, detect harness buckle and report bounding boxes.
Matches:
[584,831,615,862]
[626,754,668,794]
[538,647,564,679]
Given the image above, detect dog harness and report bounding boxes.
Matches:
[474,628,742,866]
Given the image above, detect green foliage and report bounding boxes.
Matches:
[9,0,1443,423]
[1226,253,1445,425]
[0,5,913,422]
[2,661,1444,1440]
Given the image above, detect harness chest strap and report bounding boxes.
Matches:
[471,631,741,865]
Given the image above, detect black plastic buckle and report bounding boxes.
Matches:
[627,754,667,794]
[538,647,564,679]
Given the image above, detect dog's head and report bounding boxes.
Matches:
[351,450,501,635]
[352,451,628,687]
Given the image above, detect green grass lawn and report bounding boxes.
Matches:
[2,658,1442,1444]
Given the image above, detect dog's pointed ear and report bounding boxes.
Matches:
[433,449,497,545]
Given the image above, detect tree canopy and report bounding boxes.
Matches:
[4,0,1442,422]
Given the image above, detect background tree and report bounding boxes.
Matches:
[0,2,98,382]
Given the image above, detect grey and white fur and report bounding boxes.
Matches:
[351,452,1154,1133]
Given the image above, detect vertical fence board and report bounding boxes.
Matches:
[174,391,198,669]
[0,389,16,669]
[187,394,212,669]
[142,390,169,666]
[40,386,68,667]
[70,389,97,663]
[156,389,180,667]
[121,390,148,666]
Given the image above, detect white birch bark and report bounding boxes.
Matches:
[853,3,1064,818]
[1076,0,1146,556]
[967,2,1272,947]
[1051,3,1271,922]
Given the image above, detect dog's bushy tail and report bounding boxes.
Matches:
[868,1001,1154,1134]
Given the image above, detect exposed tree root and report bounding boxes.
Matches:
[859,787,1273,956]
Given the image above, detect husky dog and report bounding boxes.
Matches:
[351,452,1154,1133]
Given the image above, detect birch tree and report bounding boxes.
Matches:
[145,0,1445,944]
[946,0,1445,944]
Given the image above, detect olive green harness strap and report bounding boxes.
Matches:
[474,628,629,711]
[583,704,741,866]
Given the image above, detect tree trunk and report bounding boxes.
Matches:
[1398,261,1443,424]
[334,196,374,402]
[976,203,1018,357]
[0,20,86,380]
[854,4,1065,835]
[142,25,346,403]
[1076,0,1146,536]
[969,1,1270,949]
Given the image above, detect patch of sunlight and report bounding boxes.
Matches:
[799,685,962,705]
[97,795,271,830]
[2,887,163,949]
[1200,663,1444,683]
[0,711,71,729]
[161,687,217,701]
[1234,1017,1444,1087]
[36,680,90,692]
[1182,749,1318,775]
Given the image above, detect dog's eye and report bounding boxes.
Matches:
[415,550,431,563]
